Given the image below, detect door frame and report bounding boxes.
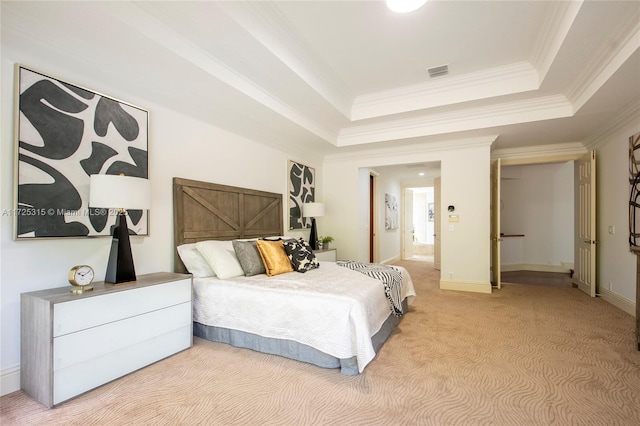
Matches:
[401,187,414,260]
[491,158,501,289]
[576,150,597,297]
[369,172,379,263]
[434,177,441,270]
[496,152,589,292]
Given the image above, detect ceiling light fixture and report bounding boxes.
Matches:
[386,0,427,13]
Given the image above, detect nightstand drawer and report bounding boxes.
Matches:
[315,249,336,262]
[53,278,191,337]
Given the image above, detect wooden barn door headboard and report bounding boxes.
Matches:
[173,178,283,273]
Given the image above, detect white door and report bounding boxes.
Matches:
[434,177,441,270]
[491,159,501,289]
[576,151,597,297]
[403,188,414,259]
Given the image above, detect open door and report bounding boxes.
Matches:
[369,173,376,263]
[491,158,501,289]
[403,188,414,260]
[576,150,597,297]
[434,177,441,270]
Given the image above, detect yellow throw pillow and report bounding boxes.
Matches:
[256,240,293,276]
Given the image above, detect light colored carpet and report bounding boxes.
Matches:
[2,260,639,425]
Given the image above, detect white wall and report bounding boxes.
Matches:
[500,162,574,269]
[0,49,318,377]
[440,146,491,288]
[596,117,640,304]
[323,140,493,293]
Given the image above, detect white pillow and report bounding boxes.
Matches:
[196,240,245,279]
[177,243,216,278]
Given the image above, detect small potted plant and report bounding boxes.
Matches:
[321,235,334,250]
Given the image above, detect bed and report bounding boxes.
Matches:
[173,177,415,374]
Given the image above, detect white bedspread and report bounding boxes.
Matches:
[193,262,416,372]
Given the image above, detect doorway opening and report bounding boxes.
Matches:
[403,186,435,262]
[494,156,592,295]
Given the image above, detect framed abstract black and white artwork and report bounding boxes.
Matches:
[13,65,149,239]
[288,160,315,230]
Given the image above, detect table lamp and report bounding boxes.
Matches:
[302,202,324,250]
[89,174,150,284]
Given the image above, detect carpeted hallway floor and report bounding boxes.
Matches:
[1,259,639,425]
[501,270,574,288]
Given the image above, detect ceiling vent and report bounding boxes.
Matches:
[427,64,449,78]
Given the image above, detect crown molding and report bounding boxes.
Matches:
[568,8,640,112]
[117,2,339,146]
[349,0,582,122]
[583,97,640,150]
[492,142,587,165]
[350,62,539,121]
[218,1,353,118]
[338,95,572,147]
[530,0,583,84]
[324,135,498,163]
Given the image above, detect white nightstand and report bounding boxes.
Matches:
[314,248,337,262]
[21,272,192,407]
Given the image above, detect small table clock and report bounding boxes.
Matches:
[68,265,95,294]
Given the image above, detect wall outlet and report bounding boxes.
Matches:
[449,272,453,278]
[607,281,612,290]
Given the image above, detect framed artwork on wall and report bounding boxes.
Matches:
[13,65,149,239]
[629,131,640,252]
[288,160,315,230]
[385,193,399,230]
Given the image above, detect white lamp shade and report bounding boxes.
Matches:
[89,175,151,210]
[302,202,324,218]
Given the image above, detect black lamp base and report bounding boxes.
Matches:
[309,217,319,250]
[105,211,137,284]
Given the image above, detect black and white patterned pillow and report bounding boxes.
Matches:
[283,238,319,273]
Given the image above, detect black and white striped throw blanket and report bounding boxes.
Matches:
[337,261,404,317]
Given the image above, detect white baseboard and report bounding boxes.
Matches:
[381,255,400,264]
[440,279,492,294]
[599,288,636,317]
[501,263,572,273]
[1,365,20,396]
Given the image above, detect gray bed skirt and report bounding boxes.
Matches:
[193,299,408,375]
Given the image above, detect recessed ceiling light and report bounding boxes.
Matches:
[419,172,425,176]
[386,0,427,14]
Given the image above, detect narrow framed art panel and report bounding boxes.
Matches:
[385,193,399,230]
[629,131,640,252]
[288,160,315,230]
[13,65,149,239]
